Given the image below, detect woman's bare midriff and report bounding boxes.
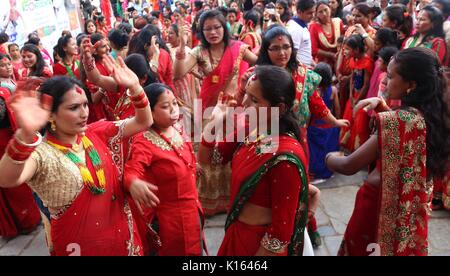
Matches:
[238,202,272,226]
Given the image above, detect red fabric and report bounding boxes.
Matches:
[0,88,41,239]
[200,40,249,111]
[124,128,204,256]
[309,20,343,68]
[50,121,143,256]
[157,49,175,91]
[340,98,370,152]
[430,37,448,66]
[217,135,307,256]
[52,61,80,79]
[348,55,374,75]
[100,0,112,27]
[16,67,53,81]
[338,182,379,256]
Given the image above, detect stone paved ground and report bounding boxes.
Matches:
[1,172,449,256]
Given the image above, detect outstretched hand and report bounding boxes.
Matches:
[9,82,53,138]
[353,97,382,118]
[103,55,140,89]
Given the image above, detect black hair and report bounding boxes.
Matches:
[385,4,414,37]
[313,62,333,88]
[76,33,88,47]
[191,10,204,41]
[433,0,450,18]
[20,44,47,77]
[257,25,298,72]
[90,33,104,45]
[97,15,105,25]
[198,10,231,48]
[128,24,170,63]
[344,34,366,54]
[375,28,399,48]
[227,8,238,16]
[150,10,161,18]
[353,3,371,17]
[56,34,74,59]
[416,5,445,42]
[378,46,398,64]
[0,32,9,44]
[296,0,315,12]
[84,19,97,34]
[218,6,229,17]
[124,53,158,87]
[243,9,260,28]
[118,22,133,34]
[144,83,173,110]
[25,36,40,46]
[276,0,292,23]
[0,53,11,61]
[194,0,204,10]
[108,29,130,50]
[332,0,344,19]
[39,76,85,113]
[254,65,301,141]
[392,47,450,179]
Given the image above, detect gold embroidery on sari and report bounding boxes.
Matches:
[261,233,289,254]
[143,128,184,151]
[377,110,431,256]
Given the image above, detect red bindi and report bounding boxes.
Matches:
[75,86,83,94]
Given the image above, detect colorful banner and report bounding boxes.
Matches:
[1,0,82,54]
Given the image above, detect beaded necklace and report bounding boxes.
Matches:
[46,134,106,195]
[151,126,196,172]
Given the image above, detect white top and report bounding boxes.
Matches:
[286,19,313,66]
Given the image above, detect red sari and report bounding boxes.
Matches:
[157,49,175,90]
[339,109,431,256]
[216,134,309,256]
[339,55,374,152]
[0,88,41,238]
[194,40,249,111]
[52,60,80,79]
[124,126,205,256]
[31,121,143,256]
[309,18,344,69]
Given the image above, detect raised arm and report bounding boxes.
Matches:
[81,38,119,93]
[107,56,153,138]
[0,90,52,188]
[173,25,199,79]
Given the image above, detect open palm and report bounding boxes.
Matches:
[10,91,52,135]
[103,55,139,89]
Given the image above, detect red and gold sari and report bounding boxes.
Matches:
[29,121,143,256]
[339,109,432,256]
[0,88,41,238]
[217,134,309,256]
[192,40,249,111]
[193,40,250,216]
[309,18,344,69]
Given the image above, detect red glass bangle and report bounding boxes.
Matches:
[201,136,216,148]
[133,98,149,109]
[130,92,146,102]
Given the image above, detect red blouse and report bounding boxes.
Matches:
[124,127,203,256]
[216,135,305,251]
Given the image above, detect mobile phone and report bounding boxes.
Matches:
[267,8,276,15]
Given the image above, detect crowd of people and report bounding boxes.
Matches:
[0,0,449,256]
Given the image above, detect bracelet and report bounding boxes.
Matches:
[126,88,145,99]
[133,98,149,109]
[129,91,146,102]
[15,130,42,148]
[84,57,95,72]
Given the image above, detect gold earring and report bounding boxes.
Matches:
[50,120,56,132]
